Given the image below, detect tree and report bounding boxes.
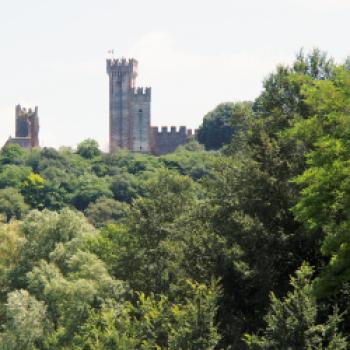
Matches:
[0,188,28,222]
[110,173,140,203]
[0,165,32,189]
[290,67,350,297]
[160,145,216,180]
[0,290,46,350]
[0,221,24,301]
[10,208,97,288]
[84,197,129,227]
[71,281,220,350]
[76,139,101,159]
[20,172,46,209]
[116,169,197,295]
[71,174,113,210]
[4,208,126,348]
[196,50,336,348]
[196,101,252,150]
[0,144,27,166]
[245,264,347,349]
[168,280,220,350]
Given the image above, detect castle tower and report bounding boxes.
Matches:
[15,105,39,148]
[4,105,40,149]
[107,58,151,153]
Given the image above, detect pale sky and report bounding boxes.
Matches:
[0,0,349,150]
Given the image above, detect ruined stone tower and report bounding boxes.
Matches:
[4,105,39,149]
[107,58,151,153]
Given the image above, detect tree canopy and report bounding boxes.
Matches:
[1,49,350,349]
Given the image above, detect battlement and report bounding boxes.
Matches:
[133,87,151,97]
[151,125,193,135]
[16,104,38,117]
[150,126,193,155]
[106,58,138,74]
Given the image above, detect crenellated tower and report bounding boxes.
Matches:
[107,58,151,153]
[15,105,39,148]
[4,105,40,149]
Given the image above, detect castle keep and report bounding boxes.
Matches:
[107,58,193,155]
[5,105,39,149]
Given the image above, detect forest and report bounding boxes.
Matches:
[1,49,350,349]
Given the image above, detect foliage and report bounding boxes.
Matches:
[0,144,27,166]
[0,165,32,189]
[84,197,129,227]
[71,174,113,210]
[20,173,46,209]
[0,49,349,349]
[0,188,28,222]
[197,101,252,150]
[71,280,220,350]
[110,172,140,203]
[290,67,350,298]
[0,289,46,350]
[0,221,24,302]
[76,139,101,159]
[245,263,347,349]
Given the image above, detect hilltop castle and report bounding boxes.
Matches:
[107,58,193,155]
[3,58,192,154]
[4,105,39,149]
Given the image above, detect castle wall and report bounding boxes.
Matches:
[150,126,192,155]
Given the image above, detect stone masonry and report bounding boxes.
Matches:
[4,105,39,149]
[107,58,193,155]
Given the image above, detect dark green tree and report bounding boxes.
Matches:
[197,101,252,150]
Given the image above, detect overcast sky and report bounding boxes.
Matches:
[0,0,349,150]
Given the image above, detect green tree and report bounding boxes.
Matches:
[0,144,27,166]
[110,173,140,203]
[76,139,101,159]
[0,188,28,222]
[168,280,220,350]
[197,101,252,150]
[0,165,31,189]
[290,67,350,297]
[197,50,336,348]
[71,174,113,210]
[128,168,196,295]
[245,264,347,350]
[20,173,46,209]
[10,208,97,288]
[0,221,24,305]
[0,289,46,350]
[71,281,220,350]
[84,197,129,227]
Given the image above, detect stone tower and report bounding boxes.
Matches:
[4,105,39,149]
[15,105,39,148]
[107,58,151,153]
